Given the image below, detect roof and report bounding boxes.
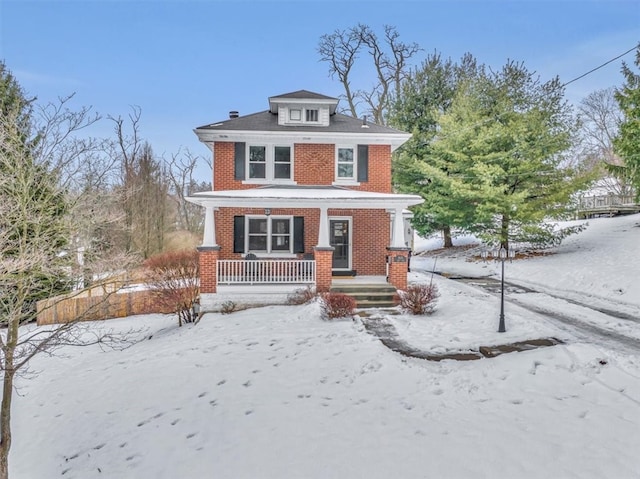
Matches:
[196,110,408,136]
[186,185,424,210]
[269,90,338,101]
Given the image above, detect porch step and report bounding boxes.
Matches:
[330,283,398,309]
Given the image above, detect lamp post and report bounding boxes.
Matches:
[482,246,515,333]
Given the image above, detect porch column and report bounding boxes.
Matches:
[197,246,220,293]
[391,206,407,248]
[386,247,410,291]
[314,247,334,292]
[316,206,331,248]
[202,206,218,247]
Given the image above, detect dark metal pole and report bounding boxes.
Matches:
[498,257,506,332]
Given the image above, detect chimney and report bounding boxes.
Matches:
[361,115,369,128]
[229,111,239,119]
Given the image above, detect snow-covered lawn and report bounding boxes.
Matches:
[11,214,640,479]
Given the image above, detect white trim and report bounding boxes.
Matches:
[335,145,357,182]
[329,216,352,271]
[187,187,424,211]
[246,215,294,255]
[194,129,411,152]
[245,143,294,181]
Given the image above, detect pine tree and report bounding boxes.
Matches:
[430,62,588,249]
[390,53,482,246]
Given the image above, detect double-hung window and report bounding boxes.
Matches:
[335,145,368,184]
[247,216,292,253]
[246,145,293,181]
[336,147,355,180]
[274,146,291,179]
[249,146,266,179]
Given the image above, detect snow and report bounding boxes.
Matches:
[11,214,640,479]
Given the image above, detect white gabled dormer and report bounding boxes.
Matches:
[269,90,339,127]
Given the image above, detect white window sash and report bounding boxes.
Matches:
[246,216,293,254]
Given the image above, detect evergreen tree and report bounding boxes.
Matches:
[610,47,640,199]
[389,53,483,246]
[394,59,589,250]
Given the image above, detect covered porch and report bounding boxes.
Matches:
[186,186,423,306]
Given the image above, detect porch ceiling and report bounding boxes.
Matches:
[186,185,424,209]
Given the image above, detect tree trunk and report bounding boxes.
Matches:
[0,319,18,479]
[501,214,510,251]
[442,225,453,248]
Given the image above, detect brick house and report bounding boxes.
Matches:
[187,90,423,310]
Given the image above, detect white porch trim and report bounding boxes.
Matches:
[188,186,424,249]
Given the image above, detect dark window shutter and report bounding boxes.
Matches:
[233,216,245,253]
[357,145,368,182]
[293,217,304,253]
[234,142,246,180]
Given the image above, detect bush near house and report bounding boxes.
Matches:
[399,283,439,315]
[144,250,200,326]
[319,292,356,320]
[287,286,317,305]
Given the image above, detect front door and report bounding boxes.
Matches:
[329,218,351,270]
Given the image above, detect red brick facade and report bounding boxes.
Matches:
[194,92,417,296]
[313,248,334,292]
[213,142,392,193]
[197,247,220,293]
[386,248,410,290]
[212,207,390,276]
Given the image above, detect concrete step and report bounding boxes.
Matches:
[330,283,398,309]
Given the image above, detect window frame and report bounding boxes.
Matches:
[305,109,319,122]
[245,215,295,256]
[334,145,359,184]
[243,144,294,183]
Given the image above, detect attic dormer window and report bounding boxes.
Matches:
[305,109,319,122]
[289,109,301,121]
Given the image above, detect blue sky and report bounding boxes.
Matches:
[1,0,638,177]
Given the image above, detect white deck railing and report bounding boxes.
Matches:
[217,259,316,285]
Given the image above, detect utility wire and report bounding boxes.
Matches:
[562,43,639,87]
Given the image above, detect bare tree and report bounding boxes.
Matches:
[109,108,170,258]
[0,102,136,479]
[318,24,420,124]
[577,88,632,194]
[167,148,211,235]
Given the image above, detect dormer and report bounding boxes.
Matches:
[269,90,339,127]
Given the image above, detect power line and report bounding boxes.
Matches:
[562,43,639,87]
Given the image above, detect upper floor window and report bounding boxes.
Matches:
[245,144,292,181]
[334,144,368,184]
[336,147,355,180]
[249,146,266,179]
[289,109,301,121]
[274,146,291,179]
[305,109,319,122]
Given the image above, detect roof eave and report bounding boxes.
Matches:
[193,128,412,151]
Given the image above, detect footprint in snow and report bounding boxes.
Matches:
[198,392,207,398]
[217,379,226,386]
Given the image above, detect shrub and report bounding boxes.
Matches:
[144,250,200,326]
[399,283,439,315]
[286,286,317,305]
[220,300,236,314]
[319,292,356,320]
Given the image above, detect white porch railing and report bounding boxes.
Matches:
[217,259,316,285]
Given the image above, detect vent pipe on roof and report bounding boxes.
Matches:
[361,115,369,128]
[229,111,239,119]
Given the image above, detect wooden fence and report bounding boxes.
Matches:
[36,288,173,326]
